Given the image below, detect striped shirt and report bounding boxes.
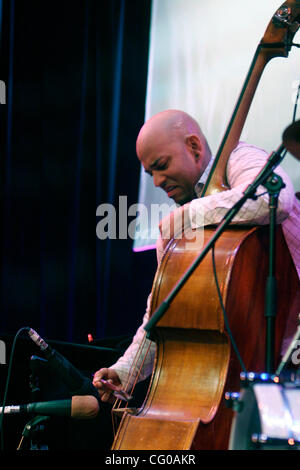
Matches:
[111,143,300,389]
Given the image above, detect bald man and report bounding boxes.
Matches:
[136,109,211,205]
[93,109,300,402]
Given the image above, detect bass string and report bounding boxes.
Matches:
[110,331,154,436]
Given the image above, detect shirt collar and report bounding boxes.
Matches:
[194,156,215,197]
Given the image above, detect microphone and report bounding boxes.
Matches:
[0,395,99,419]
[27,328,98,398]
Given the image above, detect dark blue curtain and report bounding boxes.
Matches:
[0,0,157,343]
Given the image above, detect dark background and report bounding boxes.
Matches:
[0,0,157,450]
[0,0,157,342]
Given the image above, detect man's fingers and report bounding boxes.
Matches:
[101,391,114,403]
[92,368,108,388]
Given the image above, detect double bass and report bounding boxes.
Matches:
[112,1,300,450]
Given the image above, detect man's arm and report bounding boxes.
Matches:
[189,143,294,228]
[93,295,156,401]
[158,144,295,256]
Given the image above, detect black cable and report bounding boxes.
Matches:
[292,80,300,123]
[0,326,30,450]
[211,245,247,374]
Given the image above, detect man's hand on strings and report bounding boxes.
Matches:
[93,367,122,403]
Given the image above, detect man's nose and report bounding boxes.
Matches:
[153,172,166,188]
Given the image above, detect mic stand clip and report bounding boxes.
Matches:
[17,415,50,451]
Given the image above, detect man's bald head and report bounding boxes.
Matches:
[136,109,208,157]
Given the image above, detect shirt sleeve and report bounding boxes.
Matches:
[110,294,156,390]
[189,143,295,228]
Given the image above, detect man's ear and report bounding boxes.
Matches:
[185,135,202,159]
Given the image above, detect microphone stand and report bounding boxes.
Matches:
[263,170,285,373]
[145,144,287,374]
[17,356,50,451]
[17,415,50,451]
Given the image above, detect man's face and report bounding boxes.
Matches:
[137,132,206,205]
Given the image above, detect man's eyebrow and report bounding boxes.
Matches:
[149,157,163,169]
[144,156,169,175]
